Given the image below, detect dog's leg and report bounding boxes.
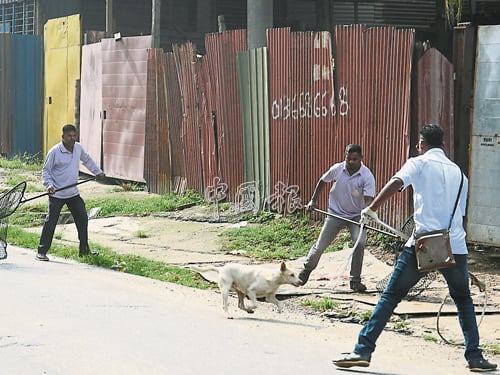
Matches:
[266,294,284,313]
[245,291,258,313]
[219,283,230,314]
[236,290,252,313]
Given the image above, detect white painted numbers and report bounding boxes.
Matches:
[271,87,349,121]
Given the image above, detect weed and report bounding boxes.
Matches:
[135,230,148,238]
[480,343,500,355]
[301,297,339,312]
[423,334,438,342]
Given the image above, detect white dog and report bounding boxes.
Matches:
[192,261,301,316]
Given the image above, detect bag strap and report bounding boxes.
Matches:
[448,170,464,230]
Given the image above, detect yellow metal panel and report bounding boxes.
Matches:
[43,14,81,154]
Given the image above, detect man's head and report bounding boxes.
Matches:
[417,124,444,154]
[62,124,78,150]
[344,144,362,174]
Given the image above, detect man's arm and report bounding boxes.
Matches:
[306,179,327,211]
[369,177,403,211]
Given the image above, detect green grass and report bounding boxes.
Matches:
[220,213,352,260]
[85,189,205,217]
[5,226,211,289]
[300,297,339,312]
[0,154,43,171]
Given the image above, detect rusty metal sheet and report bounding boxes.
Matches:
[453,23,476,172]
[144,48,171,194]
[163,52,185,189]
[266,28,334,214]
[467,25,500,247]
[266,25,414,227]
[100,35,151,182]
[204,30,247,201]
[172,42,205,194]
[414,48,454,157]
[335,25,415,228]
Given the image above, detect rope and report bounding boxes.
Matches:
[436,272,488,346]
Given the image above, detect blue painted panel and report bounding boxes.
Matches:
[11,34,42,157]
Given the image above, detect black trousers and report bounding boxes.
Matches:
[37,195,89,255]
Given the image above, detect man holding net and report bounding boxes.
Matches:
[35,124,105,261]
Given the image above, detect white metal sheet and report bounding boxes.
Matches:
[467,25,500,247]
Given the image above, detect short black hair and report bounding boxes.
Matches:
[345,144,362,155]
[420,124,443,147]
[62,124,77,134]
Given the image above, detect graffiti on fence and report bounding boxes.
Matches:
[204,176,228,221]
[234,181,260,214]
[270,87,349,121]
[265,181,303,214]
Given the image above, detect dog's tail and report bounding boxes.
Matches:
[190,265,220,274]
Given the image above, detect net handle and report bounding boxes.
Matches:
[21,177,96,203]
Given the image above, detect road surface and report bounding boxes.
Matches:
[0,246,495,375]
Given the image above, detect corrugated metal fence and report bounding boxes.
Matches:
[0,33,42,156]
[148,25,415,228]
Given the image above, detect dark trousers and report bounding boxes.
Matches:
[37,195,89,255]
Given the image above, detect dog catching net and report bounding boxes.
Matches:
[0,182,27,259]
[375,215,439,300]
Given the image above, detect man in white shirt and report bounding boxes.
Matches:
[333,124,496,372]
[36,124,105,261]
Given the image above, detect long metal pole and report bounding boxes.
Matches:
[312,208,400,239]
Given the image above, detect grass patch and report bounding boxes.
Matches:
[300,297,339,312]
[5,226,211,289]
[85,189,204,217]
[480,343,500,355]
[423,334,438,342]
[220,213,353,260]
[0,154,43,171]
[135,230,148,238]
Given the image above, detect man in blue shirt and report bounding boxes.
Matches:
[36,124,105,261]
[300,144,375,292]
[333,124,496,372]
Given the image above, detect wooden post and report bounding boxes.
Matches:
[152,0,161,48]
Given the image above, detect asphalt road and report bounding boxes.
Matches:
[0,245,494,375]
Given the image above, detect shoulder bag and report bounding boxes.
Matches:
[414,171,464,272]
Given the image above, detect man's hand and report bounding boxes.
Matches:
[361,206,378,224]
[47,186,55,195]
[305,199,316,212]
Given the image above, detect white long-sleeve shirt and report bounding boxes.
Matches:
[42,142,103,199]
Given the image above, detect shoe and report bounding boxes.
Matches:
[79,250,99,257]
[350,281,367,292]
[468,358,497,372]
[35,253,49,261]
[298,268,312,286]
[332,351,371,368]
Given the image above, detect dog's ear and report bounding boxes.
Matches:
[280,261,286,271]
